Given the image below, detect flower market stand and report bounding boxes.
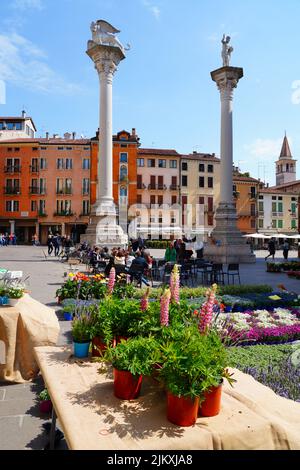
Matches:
[0,294,60,383]
[34,345,300,450]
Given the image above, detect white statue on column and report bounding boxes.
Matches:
[221,34,233,67]
[90,20,130,54]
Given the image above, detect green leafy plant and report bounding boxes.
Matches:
[104,336,160,376]
[71,311,93,343]
[158,325,230,400]
[7,287,25,299]
[38,389,50,401]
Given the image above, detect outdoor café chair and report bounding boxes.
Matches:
[226,263,241,285]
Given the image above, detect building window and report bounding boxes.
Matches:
[278,220,283,229]
[40,158,47,169]
[182,175,188,187]
[272,220,276,228]
[40,178,46,194]
[272,202,277,213]
[39,200,46,214]
[65,158,73,170]
[82,158,90,170]
[120,153,128,163]
[258,219,263,228]
[137,194,142,204]
[137,174,143,190]
[207,164,214,173]
[169,160,177,168]
[258,201,264,212]
[6,200,19,212]
[278,202,283,213]
[57,158,64,170]
[150,195,156,205]
[278,196,282,201]
[82,178,90,195]
[199,196,204,205]
[199,163,205,172]
[182,162,188,171]
[56,200,72,214]
[258,195,263,200]
[120,165,127,181]
[208,214,214,226]
[120,143,127,148]
[291,202,297,214]
[199,176,205,188]
[272,196,277,200]
[171,195,177,205]
[147,159,155,168]
[82,200,90,215]
[158,195,163,205]
[158,159,166,168]
[137,158,144,167]
[250,186,256,198]
[292,219,297,229]
[31,200,37,211]
[208,177,214,188]
[251,203,256,216]
[208,197,214,212]
[251,219,256,228]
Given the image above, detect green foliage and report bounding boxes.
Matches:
[227,344,294,370]
[158,325,228,400]
[71,311,93,343]
[113,274,135,299]
[38,389,50,401]
[7,287,24,299]
[104,336,160,376]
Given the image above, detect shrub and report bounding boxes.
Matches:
[38,389,50,401]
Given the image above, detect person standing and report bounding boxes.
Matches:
[265,238,276,261]
[283,239,290,260]
[164,242,177,263]
[47,235,53,255]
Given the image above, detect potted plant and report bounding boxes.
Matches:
[38,388,52,414]
[158,325,228,426]
[7,287,25,306]
[62,304,74,321]
[104,336,160,400]
[71,311,93,358]
[89,303,113,357]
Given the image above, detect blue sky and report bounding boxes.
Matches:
[1,0,300,185]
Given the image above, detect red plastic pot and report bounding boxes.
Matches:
[92,337,107,357]
[167,392,199,427]
[199,382,223,417]
[39,400,53,414]
[113,369,142,400]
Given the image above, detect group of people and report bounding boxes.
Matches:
[164,237,204,264]
[0,233,17,246]
[47,234,74,257]
[265,238,290,261]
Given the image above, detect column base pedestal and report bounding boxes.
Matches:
[81,212,128,248]
[204,202,256,264]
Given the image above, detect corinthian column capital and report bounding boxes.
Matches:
[211,66,243,101]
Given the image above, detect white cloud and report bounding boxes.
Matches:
[0,32,82,95]
[12,0,44,10]
[244,138,287,160]
[291,80,300,104]
[142,0,161,20]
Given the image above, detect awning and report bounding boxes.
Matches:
[243,233,271,239]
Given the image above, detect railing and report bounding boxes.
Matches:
[4,187,20,195]
[30,165,39,173]
[56,188,72,195]
[82,189,90,195]
[248,192,257,199]
[4,166,21,173]
[148,184,167,190]
[38,212,47,217]
[53,211,74,216]
[272,212,283,217]
[29,186,39,194]
[169,184,180,190]
[137,183,147,190]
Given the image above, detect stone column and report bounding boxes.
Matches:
[205,67,255,263]
[81,30,128,247]
[9,220,15,235]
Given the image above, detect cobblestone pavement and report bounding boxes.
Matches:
[0,246,299,449]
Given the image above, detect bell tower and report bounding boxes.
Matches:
[275,133,296,185]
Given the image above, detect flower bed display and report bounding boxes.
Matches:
[267,261,300,273]
[287,271,300,279]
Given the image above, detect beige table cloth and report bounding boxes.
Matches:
[0,294,60,383]
[34,345,300,450]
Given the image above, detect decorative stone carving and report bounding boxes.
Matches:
[221,34,233,67]
[89,20,130,55]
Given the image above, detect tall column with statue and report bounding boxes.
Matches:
[82,20,129,247]
[205,35,255,263]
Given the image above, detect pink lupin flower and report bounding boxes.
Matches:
[198,284,217,334]
[140,288,150,311]
[170,264,180,304]
[108,267,116,295]
[160,289,171,326]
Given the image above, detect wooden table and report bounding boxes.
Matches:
[34,346,300,450]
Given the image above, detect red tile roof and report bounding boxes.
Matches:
[138,148,179,156]
[259,188,298,195]
[233,175,260,183]
[270,180,300,190]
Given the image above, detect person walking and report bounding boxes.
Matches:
[283,239,290,260]
[47,235,54,255]
[265,238,276,261]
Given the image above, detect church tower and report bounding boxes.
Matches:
[275,134,297,185]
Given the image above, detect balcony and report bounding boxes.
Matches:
[248,192,257,199]
[258,210,264,216]
[272,212,283,217]
[137,183,147,190]
[29,186,39,195]
[53,211,74,217]
[30,165,39,173]
[148,184,167,190]
[169,184,180,190]
[38,211,47,217]
[4,166,21,173]
[56,188,72,195]
[82,190,90,196]
[4,187,20,195]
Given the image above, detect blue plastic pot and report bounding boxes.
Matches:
[73,341,90,358]
[225,306,232,313]
[63,311,73,321]
[0,296,8,305]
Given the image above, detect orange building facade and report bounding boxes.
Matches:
[233,172,261,233]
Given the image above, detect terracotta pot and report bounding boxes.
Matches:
[167,392,199,427]
[92,336,107,357]
[113,369,142,400]
[199,382,223,417]
[39,400,53,414]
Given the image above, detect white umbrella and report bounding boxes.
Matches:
[243,233,271,239]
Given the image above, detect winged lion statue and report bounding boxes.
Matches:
[90,20,130,54]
